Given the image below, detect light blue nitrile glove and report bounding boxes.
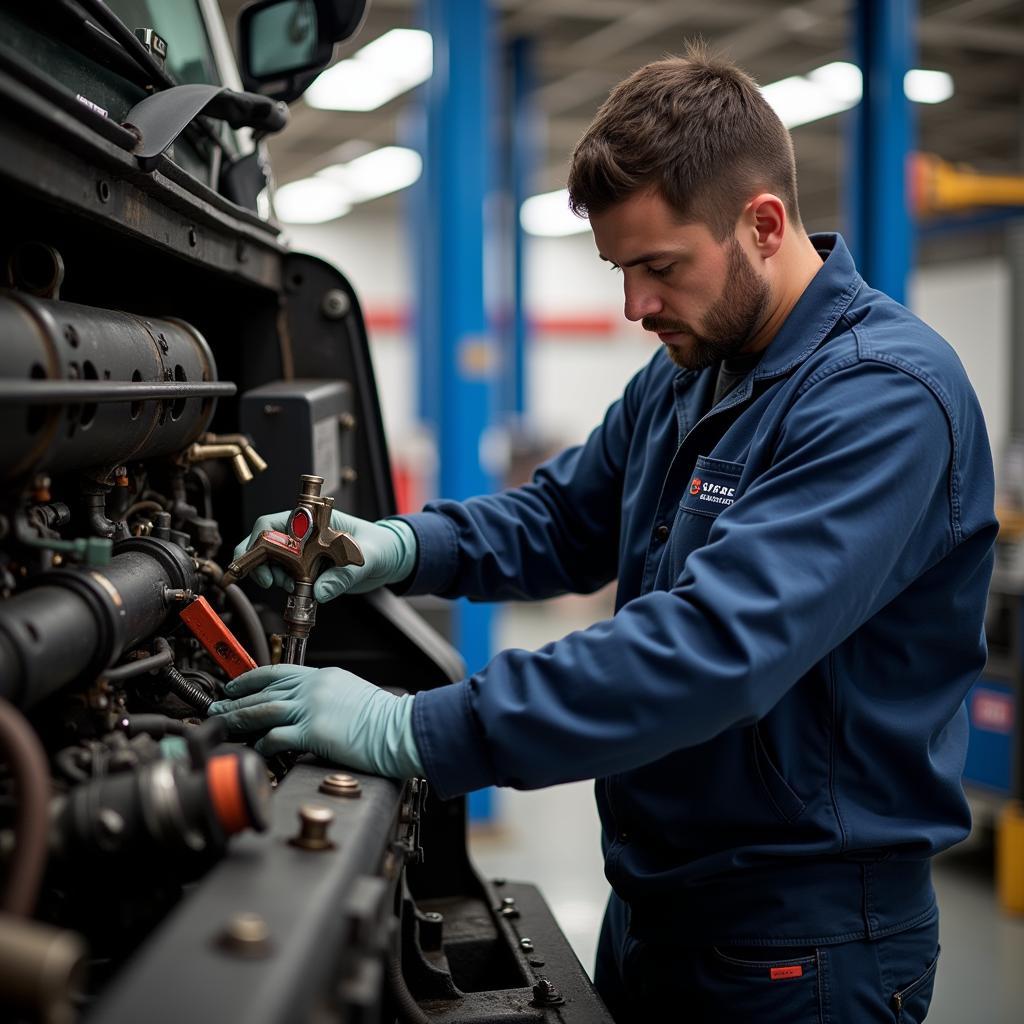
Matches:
[208,664,424,778]
[233,512,417,602]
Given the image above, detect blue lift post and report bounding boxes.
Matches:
[507,35,536,422]
[419,0,497,821]
[848,0,916,303]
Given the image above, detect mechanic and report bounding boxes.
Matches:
[210,45,998,1023]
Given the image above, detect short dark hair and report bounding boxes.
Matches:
[567,42,801,239]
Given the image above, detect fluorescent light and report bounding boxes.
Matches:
[274,178,350,224]
[520,189,590,237]
[762,62,954,128]
[305,29,432,112]
[519,64,954,237]
[762,67,859,129]
[317,146,422,203]
[275,146,422,223]
[807,61,863,104]
[904,69,954,104]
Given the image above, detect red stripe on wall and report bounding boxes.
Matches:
[363,309,624,337]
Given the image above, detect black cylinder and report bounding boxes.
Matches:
[0,292,221,481]
[0,538,198,707]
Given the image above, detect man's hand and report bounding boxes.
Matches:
[208,665,424,778]
[234,511,417,600]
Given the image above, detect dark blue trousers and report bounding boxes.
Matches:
[595,893,940,1023]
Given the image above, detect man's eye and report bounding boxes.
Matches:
[647,264,673,278]
[608,263,622,273]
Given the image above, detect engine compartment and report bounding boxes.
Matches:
[0,11,612,1019]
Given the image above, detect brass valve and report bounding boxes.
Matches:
[223,474,364,664]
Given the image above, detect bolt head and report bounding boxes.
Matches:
[218,913,272,957]
[531,978,564,1006]
[321,289,351,320]
[290,803,335,851]
[319,772,362,798]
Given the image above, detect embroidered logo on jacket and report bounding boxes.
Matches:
[681,459,744,519]
[687,477,736,507]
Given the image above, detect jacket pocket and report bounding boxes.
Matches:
[752,724,807,823]
[680,455,744,520]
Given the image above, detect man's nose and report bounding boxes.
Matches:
[623,281,662,322]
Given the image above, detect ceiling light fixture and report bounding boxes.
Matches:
[762,61,954,129]
[520,189,590,238]
[273,178,351,224]
[305,28,433,112]
[522,64,954,238]
[317,146,423,203]
[276,147,423,224]
[904,69,955,104]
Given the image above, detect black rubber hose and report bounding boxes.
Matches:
[387,929,430,1024]
[121,714,189,739]
[103,643,174,681]
[0,698,51,916]
[223,584,271,668]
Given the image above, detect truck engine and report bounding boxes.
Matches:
[0,0,611,1020]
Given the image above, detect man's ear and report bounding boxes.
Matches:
[742,193,786,258]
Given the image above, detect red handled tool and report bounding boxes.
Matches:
[180,595,258,680]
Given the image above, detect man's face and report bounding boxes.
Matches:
[590,189,770,371]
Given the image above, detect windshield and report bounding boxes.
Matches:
[105,0,220,86]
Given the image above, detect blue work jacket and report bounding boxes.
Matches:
[402,234,997,944]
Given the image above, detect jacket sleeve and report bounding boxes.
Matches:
[412,360,969,799]
[395,363,645,601]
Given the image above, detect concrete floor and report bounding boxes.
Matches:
[468,600,1024,1022]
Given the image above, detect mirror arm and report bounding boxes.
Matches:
[123,84,289,171]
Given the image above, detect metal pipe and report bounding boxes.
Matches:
[186,442,253,483]
[0,698,51,916]
[0,380,235,403]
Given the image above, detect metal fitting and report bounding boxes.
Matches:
[289,804,335,851]
[321,289,351,320]
[217,913,271,958]
[497,896,520,919]
[319,772,361,798]
[531,978,565,1007]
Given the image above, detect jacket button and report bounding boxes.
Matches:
[618,832,629,842]
[655,524,670,542]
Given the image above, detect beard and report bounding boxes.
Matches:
[643,237,770,371]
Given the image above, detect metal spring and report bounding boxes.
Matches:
[161,666,213,715]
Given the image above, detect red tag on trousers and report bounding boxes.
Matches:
[770,965,804,980]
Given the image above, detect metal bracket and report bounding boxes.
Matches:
[123,85,288,171]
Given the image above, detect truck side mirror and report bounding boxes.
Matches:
[239,0,369,104]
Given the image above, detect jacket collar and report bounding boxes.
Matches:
[752,232,862,381]
[669,233,862,434]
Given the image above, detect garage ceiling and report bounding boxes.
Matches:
[218,0,1024,240]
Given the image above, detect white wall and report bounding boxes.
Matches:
[910,258,1010,469]
[282,217,414,449]
[285,212,1011,483]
